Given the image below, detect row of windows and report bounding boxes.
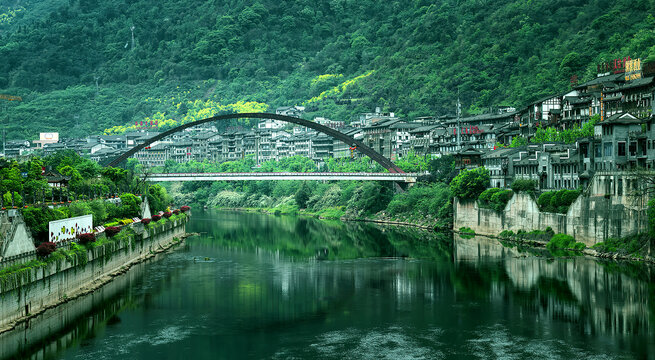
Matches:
[553,179,578,189]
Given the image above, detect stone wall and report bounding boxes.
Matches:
[0,218,186,330]
[0,212,36,260]
[454,172,649,245]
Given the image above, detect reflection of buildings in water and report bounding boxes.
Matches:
[453,234,653,337]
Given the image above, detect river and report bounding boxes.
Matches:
[1,209,653,359]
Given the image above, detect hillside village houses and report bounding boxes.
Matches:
[5,57,655,193]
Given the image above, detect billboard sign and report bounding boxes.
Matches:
[597,57,631,75]
[624,58,642,81]
[39,132,59,141]
[49,214,93,243]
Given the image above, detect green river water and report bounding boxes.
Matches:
[1,209,654,359]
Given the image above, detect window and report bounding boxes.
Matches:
[618,142,626,156]
[604,143,613,157]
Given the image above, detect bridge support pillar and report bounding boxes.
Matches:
[393,182,407,193]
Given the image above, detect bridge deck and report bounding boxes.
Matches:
[147,172,419,183]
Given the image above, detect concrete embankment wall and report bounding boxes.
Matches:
[454,189,648,246]
[0,219,186,330]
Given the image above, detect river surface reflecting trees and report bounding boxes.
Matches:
[2,210,654,359]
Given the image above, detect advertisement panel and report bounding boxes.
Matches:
[624,58,642,81]
[48,214,93,243]
[39,132,59,142]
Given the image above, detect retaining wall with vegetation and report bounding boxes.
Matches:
[454,182,648,246]
[0,216,187,331]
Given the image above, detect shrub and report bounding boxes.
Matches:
[295,182,311,208]
[152,214,162,222]
[347,182,394,215]
[386,183,451,220]
[478,188,501,205]
[593,233,649,256]
[119,193,142,218]
[478,188,513,212]
[547,233,585,251]
[491,190,513,211]
[180,206,191,212]
[537,192,554,211]
[36,242,56,257]
[450,167,490,199]
[539,189,581,213]
[141,218,151,225]
[119,219,133,225]
[173,209,180,215]
[511,179,536,193]
[163,211,172,219]
[649,199,655,238]
[105,226,121,237]
[77,232,96,244]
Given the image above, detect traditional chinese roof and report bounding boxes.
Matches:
[44,170,71,184]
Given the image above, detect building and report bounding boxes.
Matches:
[33,132,59,149]
[592,112,646,171]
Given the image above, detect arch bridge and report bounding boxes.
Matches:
[106,112,404,173]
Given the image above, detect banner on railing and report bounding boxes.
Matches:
[49,215,93,243]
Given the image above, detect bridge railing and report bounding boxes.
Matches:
[148,172,420,177]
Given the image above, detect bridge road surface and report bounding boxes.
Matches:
[146,172,420,183]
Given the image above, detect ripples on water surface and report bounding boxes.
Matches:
[2,210,653,359]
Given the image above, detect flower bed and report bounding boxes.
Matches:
[36,242,56,258]
[104,226,122,238]
[77,232,96,244]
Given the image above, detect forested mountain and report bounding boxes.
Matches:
[1,0,654,139]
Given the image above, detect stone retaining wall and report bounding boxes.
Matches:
[0,218,186,330]
[454,188,648,246]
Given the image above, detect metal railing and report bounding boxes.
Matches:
[148,172,419,177]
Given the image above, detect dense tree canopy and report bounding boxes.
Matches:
[1,0,654,139]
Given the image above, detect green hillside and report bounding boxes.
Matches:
[1,0,655,139]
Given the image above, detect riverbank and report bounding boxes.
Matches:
[213,206,447,231]
[0,216,188,333]
[452,227,655,265]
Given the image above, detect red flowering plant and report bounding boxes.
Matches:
[173,209,180,215]
[77,233,96,244]
[104,226,122,237]
[152,214,162,222]
[163,211,172,219]
[141,218,151,225]
[36,242,56,258]
[180,206,190,212]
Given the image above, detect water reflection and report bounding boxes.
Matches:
[454,234,655,351]
[189,211,453,261]
[2,210,653,359]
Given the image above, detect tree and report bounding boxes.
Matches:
[295,182,310,209]
[450,167,490,200]
[428,154,457,184]
[119,193,142,218]
[509,136,528,148]
[102,167,128,184]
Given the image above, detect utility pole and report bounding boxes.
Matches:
[94,76,100,96]
[456,91,462,150]
[0,94,22,156]
[130,26,135,51]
